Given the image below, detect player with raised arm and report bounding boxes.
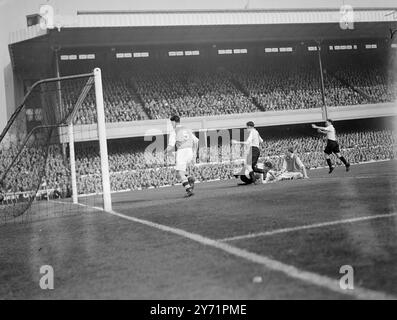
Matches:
[311,119,350,174]
[232,121,265,184]
[166,115,199,197]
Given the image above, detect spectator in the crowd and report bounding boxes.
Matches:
[57,55,397,125]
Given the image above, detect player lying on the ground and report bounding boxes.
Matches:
[231,121,265,184]
[264,148,309,183]
[166,115,199,197]
[233,162,265,185]
[311,119,350,174]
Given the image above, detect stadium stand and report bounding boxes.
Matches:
[75,127,396,194]
[3,51,396,198]
[132,62,260,119]
[1,127,395,196]
[56,54,397,124]
[61,77,148,123]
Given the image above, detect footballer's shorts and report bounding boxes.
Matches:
[175,148,193,172]
[324,140,340,155]
[246,147,260,169]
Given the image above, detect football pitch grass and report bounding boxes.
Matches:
[1,160,396,299]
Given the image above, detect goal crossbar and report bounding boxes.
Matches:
[0,68,112,218]
[0,72,94,145]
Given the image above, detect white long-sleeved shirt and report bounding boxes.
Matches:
[246,129,263,148]
[322,125,336,141]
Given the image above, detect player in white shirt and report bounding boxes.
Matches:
[232,121,265,184]
[312,119,350,174]
[166,115,199,197]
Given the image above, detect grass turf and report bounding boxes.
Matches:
[0,160,396,299]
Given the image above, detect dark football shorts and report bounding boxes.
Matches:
[247,146,260,168]
[324,140,340,155]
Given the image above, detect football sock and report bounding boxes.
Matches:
[249,171,256,183]
[326,158,332,169]
[188,176,195,187]
[339,156,348,166]
[253,166,265,174]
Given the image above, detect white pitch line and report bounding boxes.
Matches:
[70,201,396,300]
[218,213,397,242]
[49,199,101,211]
[297,174,394,182]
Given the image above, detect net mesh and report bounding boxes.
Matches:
[0,74,96,224]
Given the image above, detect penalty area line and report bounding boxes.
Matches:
[217,212,397,242]
[71,201,396,300]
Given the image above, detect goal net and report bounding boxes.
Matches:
[0,68,111,224]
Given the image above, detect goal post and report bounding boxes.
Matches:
[93,68,112,211]
[66,68,112,211]
[0,68,112,223]
[68,123,78,204]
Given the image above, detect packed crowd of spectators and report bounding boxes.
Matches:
[1,127,396,197]
[55,54,397,124]
[232,55,397,111]
[0,143,70,196]
[232,57,324,111]
[62,77,147,124]
[324,54,397,104]
[52,128,397,194]
[133,64,260,119]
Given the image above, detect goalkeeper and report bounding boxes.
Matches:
[264,148,308,183]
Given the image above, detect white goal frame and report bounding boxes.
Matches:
[67,68,112,211]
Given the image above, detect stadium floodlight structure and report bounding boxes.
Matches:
[315,40,328,120]
[0,68,111,223]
